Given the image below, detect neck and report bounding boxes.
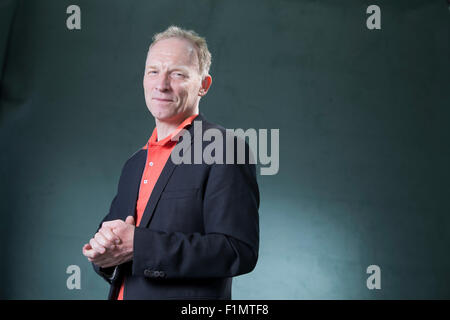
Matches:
[155,108,199,141]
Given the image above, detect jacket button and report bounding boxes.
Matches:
[159,271,166,278]
[144,269,152,277]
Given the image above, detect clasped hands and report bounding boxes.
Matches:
[82,216,135,268]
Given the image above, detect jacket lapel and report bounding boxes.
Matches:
[126,150,146,220]
[138,113,205,228]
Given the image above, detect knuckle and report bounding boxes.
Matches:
[105,232,114,241]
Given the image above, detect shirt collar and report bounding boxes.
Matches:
[147,113,199,148]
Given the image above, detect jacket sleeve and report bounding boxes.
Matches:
[131,158,260,280]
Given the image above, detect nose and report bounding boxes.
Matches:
[154,72,170,92]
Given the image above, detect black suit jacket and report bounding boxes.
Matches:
[92,113,260,299]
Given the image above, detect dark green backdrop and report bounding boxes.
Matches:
[0,0,449,299]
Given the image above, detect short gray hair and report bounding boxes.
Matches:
[150,25,212,78]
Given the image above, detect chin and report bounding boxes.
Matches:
[151,107,179,122]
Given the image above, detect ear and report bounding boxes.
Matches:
[198,75,212,97]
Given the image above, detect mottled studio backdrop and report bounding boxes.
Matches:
[0,0,449,299]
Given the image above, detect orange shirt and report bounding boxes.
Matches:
[117,113,198,300]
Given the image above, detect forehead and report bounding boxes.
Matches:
[146,38,199,69]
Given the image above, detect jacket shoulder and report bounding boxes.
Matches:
[122,148,146,171]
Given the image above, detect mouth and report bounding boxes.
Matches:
[152,97,173,102]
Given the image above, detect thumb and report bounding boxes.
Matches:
[125,215,135,226]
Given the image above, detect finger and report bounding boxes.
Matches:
[84,247,100,259]
[112,226,125,237]
[82,243,93,255]
[102,219,123,228]
[99,227,121,245]
[82,244,90,256]
[111,223,128,237]
[90,237,106,254]
[90,254,106,264]
[87,253,98,261]
[125,216,135,226]
[95,232,114,249]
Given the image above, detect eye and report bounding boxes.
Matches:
[147,70,157,75]
[172,72,185,78]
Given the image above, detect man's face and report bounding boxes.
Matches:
[143,38,203,123]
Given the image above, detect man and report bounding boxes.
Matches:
[82,26,259,300]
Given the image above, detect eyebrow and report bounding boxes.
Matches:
[146,65,190,72]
